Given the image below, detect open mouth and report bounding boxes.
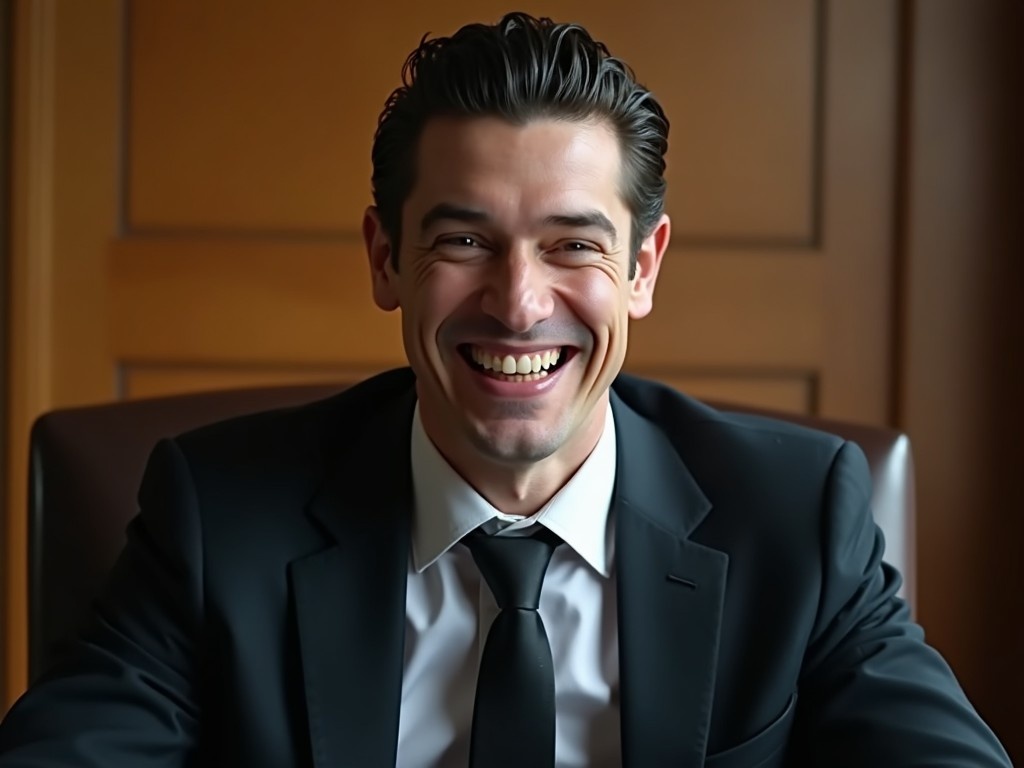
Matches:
[459,344,572,382]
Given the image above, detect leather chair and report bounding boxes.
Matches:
[27,383,916,682]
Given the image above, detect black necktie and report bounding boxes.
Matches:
[465,527,562,768]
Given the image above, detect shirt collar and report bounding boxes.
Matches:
[410,401,617,577]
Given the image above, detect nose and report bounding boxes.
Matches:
[480,246,555,333]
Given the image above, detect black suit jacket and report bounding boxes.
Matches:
[0,369,1010,766]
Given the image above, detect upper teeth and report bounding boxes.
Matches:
[470,346,561,374]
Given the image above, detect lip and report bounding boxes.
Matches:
[456,345,574,399]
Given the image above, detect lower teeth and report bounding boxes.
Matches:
[490,370,550,382]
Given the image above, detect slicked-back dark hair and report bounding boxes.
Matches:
[371,12,669,276]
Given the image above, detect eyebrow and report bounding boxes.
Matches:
[543,212,618,246]
[420,203,490,232]
[419,203,619,246]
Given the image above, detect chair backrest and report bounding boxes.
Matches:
[27,383,915,681]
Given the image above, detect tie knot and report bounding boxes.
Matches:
[466,528,561,610]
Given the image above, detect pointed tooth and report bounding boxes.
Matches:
[551,349,560,365]
[541,350,552,369]
[501,355,517,375]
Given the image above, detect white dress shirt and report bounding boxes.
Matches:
[396,403,620,767]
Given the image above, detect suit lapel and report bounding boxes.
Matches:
[612,393,728,768]
[286,377,727,766]
[290,387,416,768]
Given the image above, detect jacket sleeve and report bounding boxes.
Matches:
[0,438,203,766]
[790,440,1012,766]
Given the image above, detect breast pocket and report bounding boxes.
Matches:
[703,692,797,768]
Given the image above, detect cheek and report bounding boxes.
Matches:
[561,270,629,338]
[406,266,478,335]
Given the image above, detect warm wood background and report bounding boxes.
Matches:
[110,0,895,419]
[6,0,1021,760]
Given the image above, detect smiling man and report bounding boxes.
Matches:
[366,115,664,515]
[0,12,1012,768]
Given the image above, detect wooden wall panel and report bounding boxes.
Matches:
[110,241,822,370]
[123,364,377,400]
[627,250,823,369]
[116,0,882,418]
[109,239,404,364]
[5,0,122,706]
[127,0,817,241]
[818,0,898,423]
[661,0,817,242]
[656,374,813,413]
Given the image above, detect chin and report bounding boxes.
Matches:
[468,422,568,466]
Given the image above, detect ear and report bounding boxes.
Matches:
[628,214,670,319]
[363,206,400,312]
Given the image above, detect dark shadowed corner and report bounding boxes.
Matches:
[0,0,15,708]
[987,1,1024,762]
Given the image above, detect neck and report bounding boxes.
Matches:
[464,453,590,517]
[426,400,608,517]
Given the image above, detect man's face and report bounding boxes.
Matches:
[365,116,667,473]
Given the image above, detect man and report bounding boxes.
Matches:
[0,12,1011,767]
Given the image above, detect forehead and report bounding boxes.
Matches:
[406,116,627,220]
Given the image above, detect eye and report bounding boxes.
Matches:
[561,241,597,252]
[550,240,604,259]
[439,235,480,248]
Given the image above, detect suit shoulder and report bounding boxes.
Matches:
[612,373,844,456]
[172,367,416,475]
[611,376,862,544]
